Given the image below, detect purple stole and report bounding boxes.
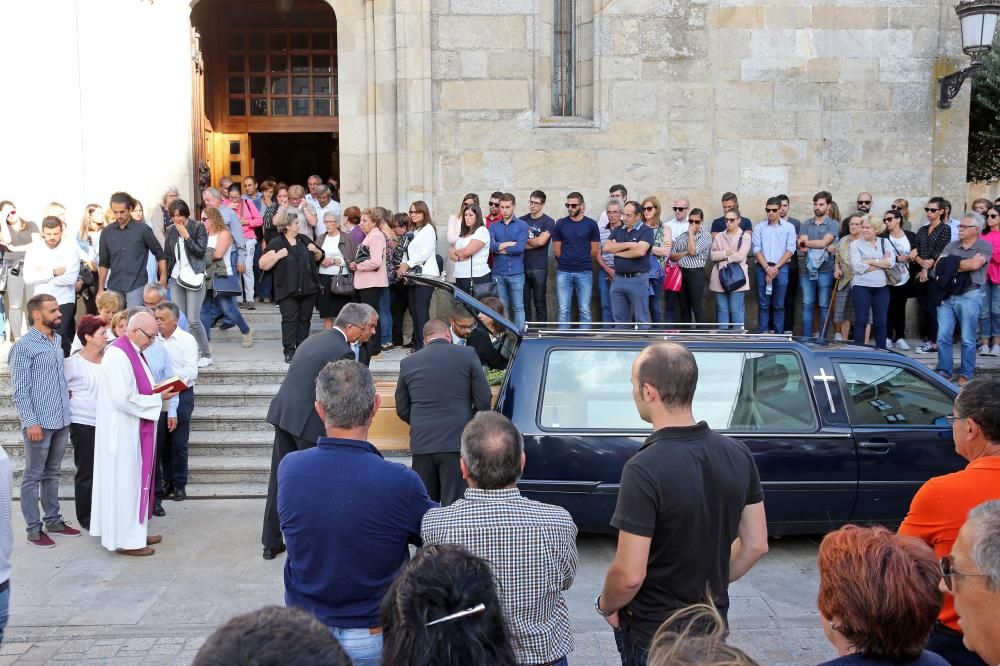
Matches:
[111,335,157,524]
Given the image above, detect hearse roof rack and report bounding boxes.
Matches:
[523,322,795,341]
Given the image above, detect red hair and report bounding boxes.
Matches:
[817,525,942,661]
[76,314,106,346]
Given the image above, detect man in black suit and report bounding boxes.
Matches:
[396,319,492,506]
[448,303,508,370]
[260,302,378,559]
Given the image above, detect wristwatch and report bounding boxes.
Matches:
[594,594,612,617]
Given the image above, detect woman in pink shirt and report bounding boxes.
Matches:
[350,208,388,358]
[978,206,1000,355]
[709,211,751,330]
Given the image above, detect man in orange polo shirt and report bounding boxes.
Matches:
[899,376,1000,666]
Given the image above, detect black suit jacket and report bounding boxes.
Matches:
[395,339,493,455]
[266,328,354,442]
[468,326,508,370]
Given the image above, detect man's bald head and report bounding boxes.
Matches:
[126,311,158,349]
[422,319,452,343]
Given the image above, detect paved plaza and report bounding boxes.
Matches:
[0,498,835,665]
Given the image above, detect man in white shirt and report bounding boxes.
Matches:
[23,216,80,356]
[153,302,199,504]
[304,174,323,208]
[304,185,342,236]
[597,184,627,231]
[666,198,691,243]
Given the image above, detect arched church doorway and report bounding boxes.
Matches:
[191,0,339,190]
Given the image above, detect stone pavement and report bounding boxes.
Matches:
[1,499,835,665]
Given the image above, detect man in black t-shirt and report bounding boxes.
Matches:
[597,343,768,666]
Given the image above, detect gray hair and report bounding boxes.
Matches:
[315,184,331,198]
[322,210,340,224]
[315,360,376,429]
[161,186,179,205]
[963,212,986,231]
[460,412,523,490]
[275,208,301,233]
[968,499,1000,590]
[334,302,376,329]
[154,301,181,321]
[143,283,167,301]
[202,187,223,202]
[606,198,623,213]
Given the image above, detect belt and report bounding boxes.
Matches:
[615,271,647,278]
[962,285,981,294]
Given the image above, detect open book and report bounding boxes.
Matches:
[153,376,188,394]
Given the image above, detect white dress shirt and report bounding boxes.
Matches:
[159,328,199,387]
[23,238,80,305]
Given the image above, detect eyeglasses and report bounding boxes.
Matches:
[643,206,655,212]
[690,219,703,224]
[940,555,991,591]
[453,319,477,332]
[958,224,978,230]
[529,200,543,206]
[724,218,739,223]
[200,216,209,221]
[944,414,967,426]
[891,205,903,210]
[857,200,872,205]
[143,300,161,307]
[489,201,500,207]
[925,208,941,213]
[673,206,688,212]
[883,218,894,223]
[137,328,157,341]
[988,213,1000,219]
[409,210,420,214]
[565,203,580,209]
[765,208,779,213]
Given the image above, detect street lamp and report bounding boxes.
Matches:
[938,0,1000,109]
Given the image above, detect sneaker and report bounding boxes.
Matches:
[992,344,1000,356]
[834,333,844,341]
[894,339,911,351]
[46,520,81,537]
[220,322,235,331]
[198,356,213,368]
[242,331,254,348]
[246,303,256,310]
[980,344,990,355]
[916,342,936,354]
[27,531,55,548]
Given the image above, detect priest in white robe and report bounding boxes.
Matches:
[91,312,178,556]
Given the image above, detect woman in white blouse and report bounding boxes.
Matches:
[397,200,440,351]
[63,314,108,531]
[849,215,893,350]
[449,204,491,295]
[314,212,357,330]
[446,194,479,282]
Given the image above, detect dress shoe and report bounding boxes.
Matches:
[262,544,286,560]
[117,546,155,556]
[152,503,166,517]
[146,534,163,545]
[172,487,187,501]
[284,350,295,363]
[164,484,175,500]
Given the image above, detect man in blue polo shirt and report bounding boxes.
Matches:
[278,360,434,665]
[552,192,601,327]
[603,201,654,326]
[489,193,529,329]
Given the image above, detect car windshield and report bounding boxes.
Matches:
[539,348,817,432]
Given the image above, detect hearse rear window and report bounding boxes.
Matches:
[539,349,818,432]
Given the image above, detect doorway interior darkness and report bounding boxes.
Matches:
[250,132,337,185]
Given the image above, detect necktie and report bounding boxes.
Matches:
[352,344,360,361]
[457,338,466,346]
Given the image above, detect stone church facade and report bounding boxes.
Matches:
[1,0,973,220]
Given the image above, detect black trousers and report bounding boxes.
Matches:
[356,287,384,358]
[887,284,911,341]
[261,426,316,550]
[389,282,411,345]
[57,303,75,357]
[915,278,939,342]
[524,268,548,322]
[70,423,94,530]
[926,625,987,666]
[277,293,317,355]
[678,267,707,324]
[155,387,195,497]
[411,452,465,506]
[780,260,799,332]
[408,285,433,350]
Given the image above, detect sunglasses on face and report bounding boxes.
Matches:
[643,206,655,212]
[725,218,739,223]
[690,219,703,224]
[489,202,500,207]
[765,208,779,213]
[925,208,941,213]
[988,213,1000,219]
[857,200,871,205]
[565,203,580,209]
[891,205,902,210]
[673,207,688,212]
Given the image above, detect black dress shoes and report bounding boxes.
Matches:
[164,484,175,500]
[152,503,166,517]
[172,487,187,502]
[262,544,286,560]
[284,350,295,363]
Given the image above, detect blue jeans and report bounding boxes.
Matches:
[0,585,8,644]
[755,265,789,333]
[715,290,746,330]
[979,280,1000,339]
[649,276,664,323]
[800,271,835,336]
[329,627,382,666]
[851,285,890,349]
[201,292,250,337]
[556,270,593,327]
[937,289,982,380]
[597,270,613,322]
[494,272,526,329]
[378,287,392,345]
[610,273,651,326]
[20,426,69,534]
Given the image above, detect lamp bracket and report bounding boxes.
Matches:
[938,60,984,109]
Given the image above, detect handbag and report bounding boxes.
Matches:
[663,261,682,292]
[471,274,498,300]
[881,238,905,286]
[330,271,355,296]
[175,235,205,291]
[718,233,747,293]
[354,243,371,265]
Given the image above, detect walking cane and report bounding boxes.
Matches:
[820,278,840,340]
